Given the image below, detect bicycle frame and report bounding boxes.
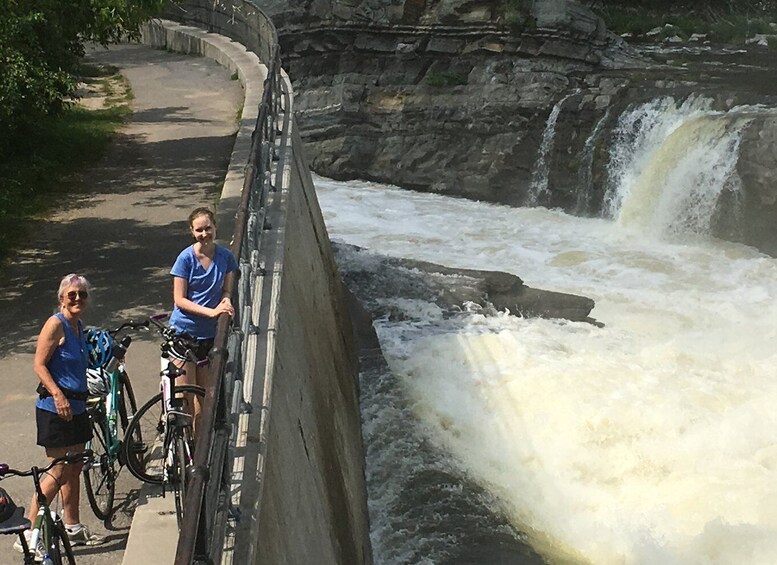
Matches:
[88,363,125,463]
[159,360,194,485]
[0,451,90,564]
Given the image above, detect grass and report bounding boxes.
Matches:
[0,65,131,262]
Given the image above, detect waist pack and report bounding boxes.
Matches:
[36,383,89,402]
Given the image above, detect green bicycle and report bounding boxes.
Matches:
[82,320,148,519]
[0,450,92,564]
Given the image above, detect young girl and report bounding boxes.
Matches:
[168,207,238,429]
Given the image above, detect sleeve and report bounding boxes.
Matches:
[218,244,239,273]
[170,248,192,279]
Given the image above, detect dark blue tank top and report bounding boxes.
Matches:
[35,312,88,415]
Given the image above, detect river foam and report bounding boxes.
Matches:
[316,173,777,565]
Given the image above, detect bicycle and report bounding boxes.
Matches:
[0,450,93,565]
[81,320,149,520]
[122,313,205,528]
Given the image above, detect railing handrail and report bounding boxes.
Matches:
[161,2,286,563]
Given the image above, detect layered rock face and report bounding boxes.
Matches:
[270,0,777,254]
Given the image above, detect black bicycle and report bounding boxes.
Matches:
[122,313,205,528]
[0,450,93,564]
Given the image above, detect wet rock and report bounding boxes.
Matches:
[333,242,598,323]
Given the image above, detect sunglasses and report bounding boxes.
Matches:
[65,290,89,301]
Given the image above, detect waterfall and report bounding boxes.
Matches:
[575,107,610,214]
[604,96,760,238]
[528,91,578,205]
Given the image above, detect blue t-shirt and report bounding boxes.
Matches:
[36,312,88,415]
[169,243,238,339]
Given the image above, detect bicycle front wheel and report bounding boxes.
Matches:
[38,515,76,565]
[172,427,194,529]
[123,385,204,484]
[53,520,76,565]
[83,412,116,520]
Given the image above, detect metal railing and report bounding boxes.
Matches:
[161,2,286,563]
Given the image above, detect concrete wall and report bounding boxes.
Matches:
[140,13,372,565]
[247,124,372,565]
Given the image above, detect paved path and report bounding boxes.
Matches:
[0,42,243,565]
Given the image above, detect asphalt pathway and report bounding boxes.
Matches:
[0,42,243,565]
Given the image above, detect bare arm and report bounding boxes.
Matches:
[173,276,234,319]
[33,316,72,421]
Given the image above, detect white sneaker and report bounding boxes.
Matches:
[12,529,44,561]
[65,524,105,546]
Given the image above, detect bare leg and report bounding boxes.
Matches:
[58,443,85,526]
[25,446,73,522]
[192,363,212,434]
[174,357,200,431]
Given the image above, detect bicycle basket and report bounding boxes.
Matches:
[85,327,113,369]
[86,367,110,397]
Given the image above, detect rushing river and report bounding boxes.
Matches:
[313,95,777,565]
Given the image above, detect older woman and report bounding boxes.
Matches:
[14,274,104,556]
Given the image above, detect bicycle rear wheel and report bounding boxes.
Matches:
[172,427,194,529]
[83,409,116,520]
[123,385,204,484]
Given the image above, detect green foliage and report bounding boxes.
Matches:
[0,65,131,260]
[0,0,164,153]
[426,71,469,87]
[0,106,131,257]
[590,1,777,42]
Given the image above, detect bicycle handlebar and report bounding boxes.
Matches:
[0,449,94,478]
[147,313,200,365]
[102,314,200,365]
[108,319,150,337]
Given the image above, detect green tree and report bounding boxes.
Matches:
[0,0,165,152]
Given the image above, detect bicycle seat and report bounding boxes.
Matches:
[0,488,30,535]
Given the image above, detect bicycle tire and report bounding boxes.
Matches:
[118,370,139,433]
[83,416,116,520]
[172,428,193,529]
[123,385,205,484]
[117,370,139,467]
[52,521,76,565]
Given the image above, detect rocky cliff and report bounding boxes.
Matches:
[266,0,777,254]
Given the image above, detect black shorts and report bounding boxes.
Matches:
[36,409,92,448]
[169,337,213,365]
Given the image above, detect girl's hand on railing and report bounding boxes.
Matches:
[213,297,234,318]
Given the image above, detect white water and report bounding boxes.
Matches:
[313,98,777,565]
[529,91,578,204]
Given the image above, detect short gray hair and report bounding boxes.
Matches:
[57,273,90,299]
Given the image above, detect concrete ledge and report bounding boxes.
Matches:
[121,21,266,565]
